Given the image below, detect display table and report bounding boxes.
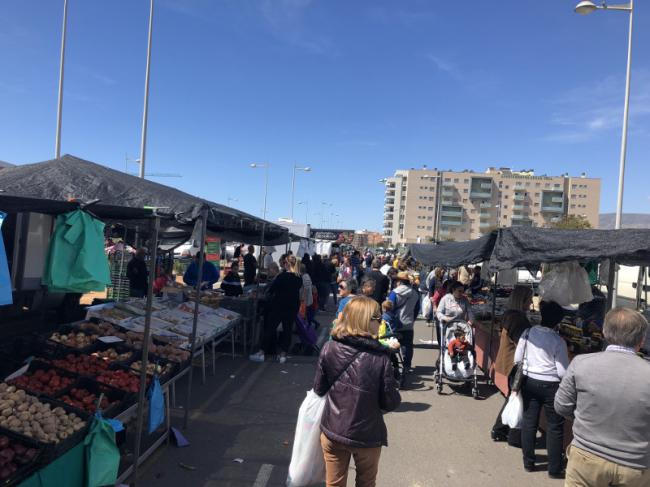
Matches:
[18,443,84,487]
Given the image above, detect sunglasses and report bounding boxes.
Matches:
[371,316,382,322]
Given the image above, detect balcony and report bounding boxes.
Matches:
[480,183,492,190]
[513,194,525,202]
[511,213,528,220]
[511,218,533,227]
[385,190,395,197]
[552,197,564,203]
[440,218,463,226]
[384,205,394,211]
[384,198,395,205]
[442,181,454,187]
[541,206,563,213]
[512,204,524,210]
[383,221,392,228]
[479,221,494,228]
[470,191,492,199]
[479,202,493,208]
[441,189,455,197]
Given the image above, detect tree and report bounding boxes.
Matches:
[550,215,592,230]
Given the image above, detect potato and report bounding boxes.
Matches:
[5,386,16,394]
[1,408,12,418]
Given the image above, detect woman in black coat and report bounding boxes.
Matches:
[314,296,401,487]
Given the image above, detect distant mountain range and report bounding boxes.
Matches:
[600,213,650,229]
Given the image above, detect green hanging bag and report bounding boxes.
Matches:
[84,414,120,487]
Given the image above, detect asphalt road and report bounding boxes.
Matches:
[135,311,564,487]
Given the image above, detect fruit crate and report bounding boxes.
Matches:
[5,360,77,400]
[56,377,134,419]
[0,426,43,486]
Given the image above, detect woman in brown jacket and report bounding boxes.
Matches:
[314,296,401,487]
[491,285,533,443]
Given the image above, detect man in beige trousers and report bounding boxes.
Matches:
[555,308,650,486]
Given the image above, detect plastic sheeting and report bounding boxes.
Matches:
[407,232,497,267]
[0,155,290,245]
[488,227,650,271]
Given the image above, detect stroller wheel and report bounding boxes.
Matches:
[436,383,443,394]
[472,387,479,399]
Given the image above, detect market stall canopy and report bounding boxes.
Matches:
[488,227,650,271]
[407,232,497,267]
[0,155,289,245]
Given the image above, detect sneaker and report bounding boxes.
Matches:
[249,351,265,363]
[278,354,287,364]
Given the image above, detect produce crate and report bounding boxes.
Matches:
[91,342,136,369]
[56,377,133,419]
[96,366,147,394]
[0,396,89,464]
[6,361,76,399]
[128,352,177,385]
[0,426,43,486]
[44,350,112,378]
[45,325,99,355]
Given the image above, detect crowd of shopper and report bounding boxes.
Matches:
[169,243,650,486]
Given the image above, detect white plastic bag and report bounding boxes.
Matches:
[287,390,327,487]
[422,295,432,318]
[501,392,524,429]
[538,261,593,306]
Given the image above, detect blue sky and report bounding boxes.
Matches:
[1,0,649,231]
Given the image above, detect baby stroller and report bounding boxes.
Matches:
[291,314,321,356]
[434,320,479,399]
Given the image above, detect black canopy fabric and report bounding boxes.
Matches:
[407,232,497,267]
[0,155,289,245]
[488,227,650,271]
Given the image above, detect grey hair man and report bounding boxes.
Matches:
[555,307,650,486]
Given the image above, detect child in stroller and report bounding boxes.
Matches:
[447,328,474,372]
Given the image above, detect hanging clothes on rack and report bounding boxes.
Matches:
[0,212,12,306]
[42,210,111,293]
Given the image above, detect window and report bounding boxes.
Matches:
[426,226,432,231]
[571,204,576,209]
[535,183,541,188]
[464,179,469,183]
[444,178,451,182]
[535,193,540,197]
[453,178,459,183]
[572,184,577,189]
[534,203,539,207]
[534,213,539,217]
[463,189,468,193]
[470,209,476,214]
[545,183,550,188]
[525,182,531,187]
[504,195,509,199]
[505,185,509,189]
[499,182,503,188]
[571,195,577,199]
[504,205,508,209]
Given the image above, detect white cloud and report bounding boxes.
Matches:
[545,69,650,143]
[426,54,460,78]
[258,0,337,56]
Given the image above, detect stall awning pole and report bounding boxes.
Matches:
[606,258,616,311]
[183,208,208,429]
[131,215,160,485]
[487,271,498,375]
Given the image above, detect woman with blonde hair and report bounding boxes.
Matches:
[314,296,401,487]
[249,255,303,364]
[491,285,533,444]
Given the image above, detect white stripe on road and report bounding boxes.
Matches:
[252,464,274,487]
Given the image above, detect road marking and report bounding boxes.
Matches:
[252,464,274,487]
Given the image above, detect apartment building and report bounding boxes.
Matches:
[383,167,600,246]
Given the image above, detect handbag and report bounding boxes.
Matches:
[510,329,530,393]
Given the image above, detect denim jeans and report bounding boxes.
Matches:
[521,377,565,474]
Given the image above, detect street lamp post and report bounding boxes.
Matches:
[250,163,269,272]
[297,201,309,224]
[139,0,155,179]
[290,165,311,221]
[575,0,634,307]
[320,202,332,228]
[54,0,69,159]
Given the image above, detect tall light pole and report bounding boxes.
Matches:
[320,202,332,228]
[54,0,69,159]
[139,0,155,178]
[290,165,311,221]
[575,0,634,307]
[250,163,269,271]
[297,201,309,223]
